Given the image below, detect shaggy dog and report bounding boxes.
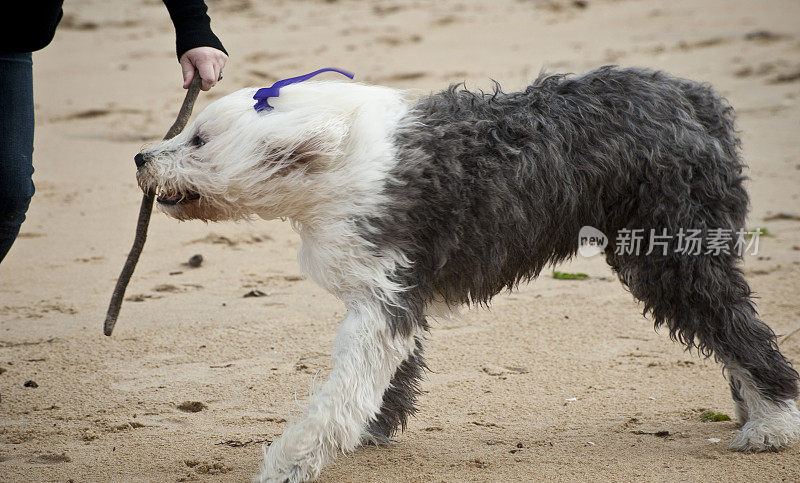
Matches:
[134,66,800,482]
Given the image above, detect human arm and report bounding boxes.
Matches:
[162,0,228,90]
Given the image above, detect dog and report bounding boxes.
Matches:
[134,66,800,482]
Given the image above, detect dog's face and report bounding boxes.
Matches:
[135,82,379,222]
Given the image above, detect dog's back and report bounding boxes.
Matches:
[364,66,747,311]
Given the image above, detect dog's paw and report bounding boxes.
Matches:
[253,464,305,483]
[729,401,800,452]
[254,421,332,483]
[360,430,394,447]
[255,449,317,483]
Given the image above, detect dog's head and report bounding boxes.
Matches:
[135,81,406,222]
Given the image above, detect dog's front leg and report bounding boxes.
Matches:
[257,301,415,483]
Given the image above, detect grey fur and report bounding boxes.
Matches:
[361,66,799,438]
[365,337,427,442]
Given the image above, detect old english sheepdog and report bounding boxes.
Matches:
[134,66,800,482]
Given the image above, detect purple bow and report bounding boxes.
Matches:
[253,68,355,112]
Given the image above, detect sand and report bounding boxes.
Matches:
[1,0,800,481]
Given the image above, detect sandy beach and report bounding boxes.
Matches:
[2,0,800,480]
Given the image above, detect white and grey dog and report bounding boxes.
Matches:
[135,66,800,482]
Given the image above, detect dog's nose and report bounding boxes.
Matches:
[134,152,146,168]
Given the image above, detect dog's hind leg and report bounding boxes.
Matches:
[257,301,419,482]
[610,249,800,452]
[363,336,426,444]
[726,361,800,451]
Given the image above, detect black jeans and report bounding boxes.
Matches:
[0,52,35,263]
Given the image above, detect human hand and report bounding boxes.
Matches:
[179,47,228,91]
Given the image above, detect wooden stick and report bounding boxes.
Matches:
[104,73,203,336]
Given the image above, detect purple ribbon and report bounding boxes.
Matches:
[253,68,355,112]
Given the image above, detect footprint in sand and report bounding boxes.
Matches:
[59,14,139,31]
[372,4,404,17]
[186,232,273,247]
[152,283,204,294]
[50,107,144,123]
[374,35,422,47]
[743,30,792,43]
[0,301,77,320]
[379,72,428,83]
[26,453,71,465]
[74,256,105,263]
[16,232,45,239]
[184,459,232,475]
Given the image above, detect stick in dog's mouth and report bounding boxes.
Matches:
[103,73,203,337]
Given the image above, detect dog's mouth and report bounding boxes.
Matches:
[156,190,201,205]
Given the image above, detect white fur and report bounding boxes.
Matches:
[139,81,426,481]
[137,81,409,224]
[257,302,418,482]
[728,366,800,451]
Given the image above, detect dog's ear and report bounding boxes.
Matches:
[261,135,331,178]
[261,112,354,177]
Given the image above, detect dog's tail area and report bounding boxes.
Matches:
[663,74,750,231]
[672,76,742,168]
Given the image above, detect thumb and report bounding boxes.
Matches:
[179,56,195,89]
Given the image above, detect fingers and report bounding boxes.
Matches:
[178,47,229,91]
[197,61,216,91]
[179,57,195,89]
